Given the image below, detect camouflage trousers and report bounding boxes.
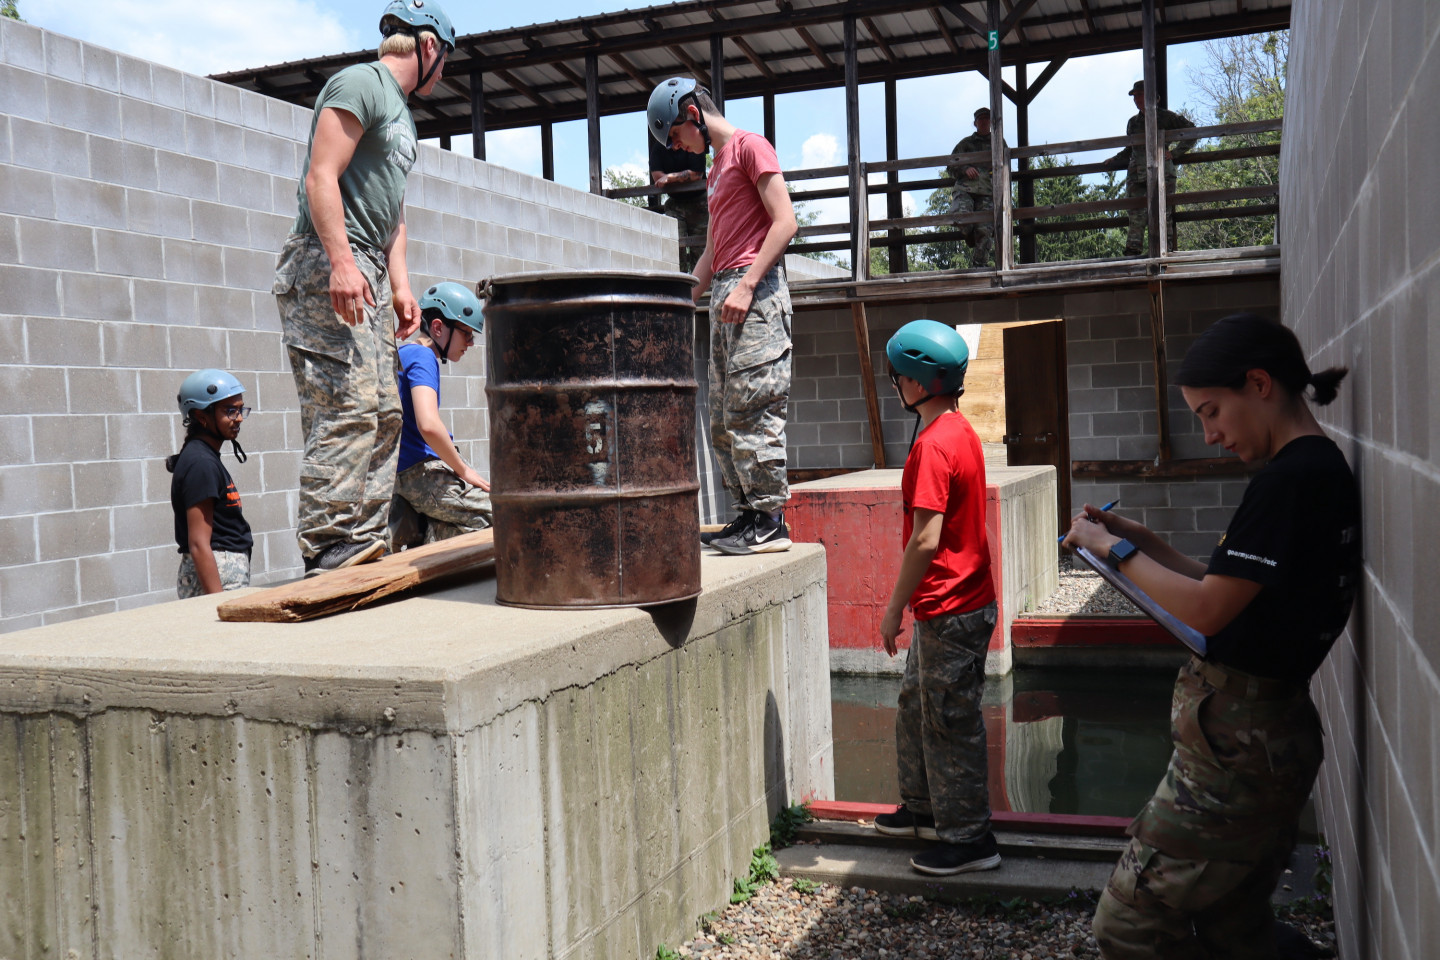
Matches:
[1092,657,1322,959]
[274,234,402,560]
[394,458,492,544]
[946,190,995,267]
[895,602,998,843]
[664,194,709,275]
[1123,176,1179,256]
[709,264,791,516]
[176,550,251,599]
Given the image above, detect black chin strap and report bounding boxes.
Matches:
[414,33,443,93]
[436,319,457,365]
[191,421,247,464]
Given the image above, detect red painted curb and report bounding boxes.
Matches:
[807,800,1132,838]
[1011,616,1172,648]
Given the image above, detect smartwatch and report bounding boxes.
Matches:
[1108,538,1139,566]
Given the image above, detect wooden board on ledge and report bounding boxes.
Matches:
[217,529,495,623]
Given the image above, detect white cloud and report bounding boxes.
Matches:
[484,128,543,177]
[26,0,359,76]
[800,133,839,169]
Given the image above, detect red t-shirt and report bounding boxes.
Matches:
[901,411,996,620]
[707,130,782,272]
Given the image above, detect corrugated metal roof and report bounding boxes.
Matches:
[212,0,1289,138]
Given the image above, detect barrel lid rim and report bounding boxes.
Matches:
[485,269,698,286]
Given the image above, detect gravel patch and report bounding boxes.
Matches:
[671,879,1335,959]
[1033,556,1141,617]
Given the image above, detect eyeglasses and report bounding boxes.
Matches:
[218,405,251,420]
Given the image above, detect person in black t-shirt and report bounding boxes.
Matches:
[166,369,255,598]
[1063,313,1358,960]
[649,134,708,274]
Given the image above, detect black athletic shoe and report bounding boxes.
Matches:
[303,540,386,578]
[909,832,1002,876]
[711,510,791,555]
[873,804,939,841]
[702,511,756,549]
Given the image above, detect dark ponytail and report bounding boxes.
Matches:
[164,418,207,473]
[1175,312,1348,407]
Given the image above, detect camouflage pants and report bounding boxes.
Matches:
[274,234,402,560]
[664,194,709,275]
[176,550,251,599]
[1092,657,1322,959]
[1124,176,1179,256]
[946,190,995,267]
[394,458,492,543]
[709,264,791,516]
[894,602,998,843]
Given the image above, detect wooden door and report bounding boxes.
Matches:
[1002,320,1070,538]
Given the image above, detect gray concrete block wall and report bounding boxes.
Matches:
[1282,4,1440,959]
[0,19,675,632]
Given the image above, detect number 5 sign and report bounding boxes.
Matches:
[987,30,998,50]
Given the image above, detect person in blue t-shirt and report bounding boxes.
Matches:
[392,281,491,545]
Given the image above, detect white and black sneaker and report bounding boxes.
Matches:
[711,510,791,555]
[702,511,756,551]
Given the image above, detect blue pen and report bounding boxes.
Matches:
[1059,498,1120,543]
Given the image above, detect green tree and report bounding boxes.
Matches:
[790,184,841,265]
[602,166,651,208]
[1175,31,1287,250]
[1,0,22,21]
[1025,155,1128,262]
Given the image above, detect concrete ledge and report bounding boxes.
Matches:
[0,545,834,959]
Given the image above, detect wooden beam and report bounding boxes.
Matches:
[585,52,601,194]
[541,121,555,181]
[492,67,549,108]
[764,91,777,147]
[1024,57,1067,104]
[710,34,726,108]
[794,25,837,70]
[862,16,896,62]
[851,302,888,469]
[844,15,865,279]
[606,51,649,89]
[1016,61,1035,264]
[732,35,778,81]
[940,2,988,38]
[974,62,1021,103]
[1142,0,1164,258]
[1147,279,1172,462]
[930,7,961,55]
[668,44,711,86]
[469,68,486,160]
[999,0,1042,39]
[885,77,905,275]
[989,0,1013,271]
[1070,458,1251,479]
[1076,0,1098,34]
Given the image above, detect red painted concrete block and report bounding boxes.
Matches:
[805,800,1131,838]
[1011,616,1173,648]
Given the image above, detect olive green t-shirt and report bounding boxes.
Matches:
[293,62,417,254]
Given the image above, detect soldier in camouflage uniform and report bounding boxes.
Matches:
[874,321,1002,878]
[1107,80,1195,256]
[648,77,797,555]
[650,135,709,275]
[272,0,456,576]
[946,107,1000,268]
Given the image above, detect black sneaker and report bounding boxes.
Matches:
[711,510,791,555]
[873,804,939,841]
[302,540,386,578]
[701,511,756,549]
[909,832,1002,876]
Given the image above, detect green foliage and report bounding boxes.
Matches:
[790,877,822,895]
[655,945,681,960]
[730,843,780,903]
[603,166,651,208]
[1174,31,1287,251]
[769,802,814,849]
[1,1,21,22]
[790,184,841,265]
[1026,155,1128,263]
[697,910,721,933]
[883,897,927,920]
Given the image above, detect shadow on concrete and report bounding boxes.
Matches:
[646,596,698,648]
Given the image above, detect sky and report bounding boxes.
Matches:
[20,0,1222,244]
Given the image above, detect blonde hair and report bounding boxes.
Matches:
[378,27,438,58]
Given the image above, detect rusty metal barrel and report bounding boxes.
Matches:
[483,270,701,609]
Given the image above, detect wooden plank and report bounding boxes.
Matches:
[217,530,496,623]
[1147,279,1171,461]
[585,52,601,194]
[851,302,887,468]
[469,68,486,161]
[1143,0,1163,258]
[1070,458,1254,479]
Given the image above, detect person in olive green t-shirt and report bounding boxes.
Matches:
[271,0,457,577]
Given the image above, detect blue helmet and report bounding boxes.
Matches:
[177,369,245,417]
[380,0,456,51]
[648,77,699,146]
[886,320,969,396]
[419,281,483,335]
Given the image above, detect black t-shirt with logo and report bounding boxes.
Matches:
[648,137,708,178]
[1204,435,1361,682]
[170,438,253,555]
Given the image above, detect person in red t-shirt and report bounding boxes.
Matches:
[871,320,1001,878]
[647,78,798,556]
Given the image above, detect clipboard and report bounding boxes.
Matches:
[1075,546,1208,657]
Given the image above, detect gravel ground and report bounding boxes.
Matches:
[1033,556,1141,617]
[671,878,1336,959]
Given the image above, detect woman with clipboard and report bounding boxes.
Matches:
[1063,313,1360,960]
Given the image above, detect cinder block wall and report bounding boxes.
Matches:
[0,19,674,632]
[1282,4,1440,958]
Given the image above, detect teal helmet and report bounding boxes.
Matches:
[380,0,456,50]
[177,369,245,417]
[886,320,969,396]
[419,281,483,335]
[648,77,700,147]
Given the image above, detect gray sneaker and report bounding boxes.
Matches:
[711,510,791,556]
[909,832,1002,876]
[702,511,756,550]
[303,540,386,578]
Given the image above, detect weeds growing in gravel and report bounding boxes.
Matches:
[768,802,814,849]
[732,844,781,903]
